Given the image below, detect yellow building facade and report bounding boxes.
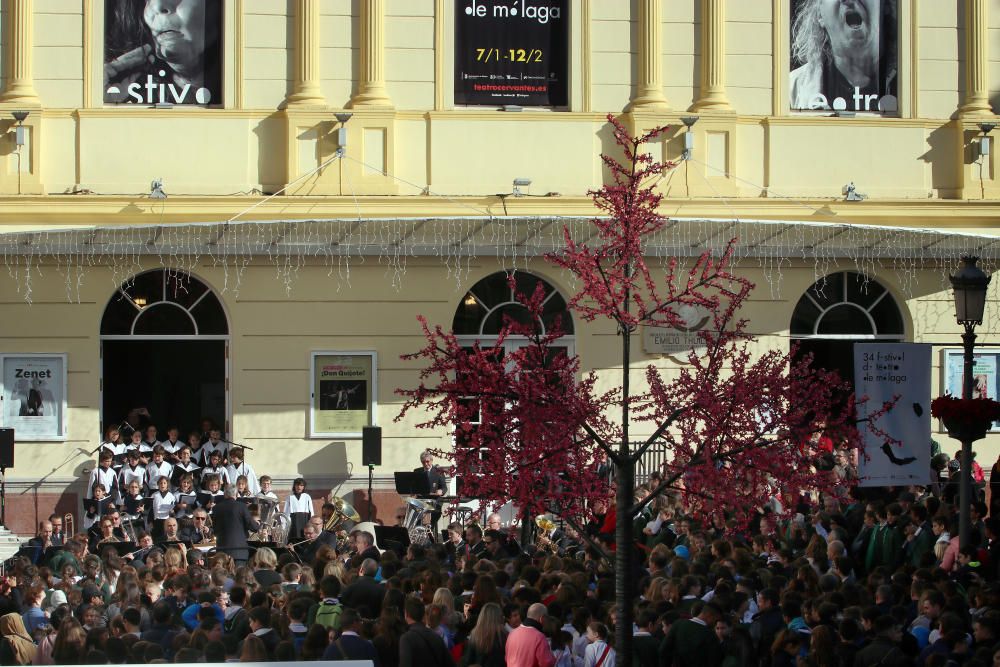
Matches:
[0,0,997,533]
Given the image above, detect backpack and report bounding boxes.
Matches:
[314,600,343,630]
[223,607,246,635]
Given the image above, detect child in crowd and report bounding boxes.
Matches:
[226,447,259,495]
[283,477,314,542]
[258,475,278,501]
[99,426,126,469]
[145,445,173,494]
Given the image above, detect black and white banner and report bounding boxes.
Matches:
[455,0,568,107]
[103,0,222,106]
[789,0,898,112]
[854,343,930,486]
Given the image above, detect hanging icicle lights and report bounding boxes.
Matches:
[0,217,997,303]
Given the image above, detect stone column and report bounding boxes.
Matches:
[286,0,326,106]
[629,0,669,110]
[691,0,732,111]
[1,0,39,104]
[351,0,393,108]
[959,0,993,117]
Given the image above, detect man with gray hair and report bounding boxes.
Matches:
[506,602,555,667]
[211,483,259,565]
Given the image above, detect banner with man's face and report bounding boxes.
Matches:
[103,0,222,106]
[789,0,898,113]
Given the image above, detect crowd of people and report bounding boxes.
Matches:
[0,424,998,666]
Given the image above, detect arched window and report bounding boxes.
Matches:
[101,270,228,336]
[453,271,574,338]
[790,272,904,339]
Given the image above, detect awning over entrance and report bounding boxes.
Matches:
[0,216,996,299]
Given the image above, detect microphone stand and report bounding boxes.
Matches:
[368,464,375,521]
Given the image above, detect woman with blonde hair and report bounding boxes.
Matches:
[460,602,505,667]
[322,559,346,584]
[162,547,186,575]
[251,547,282,588]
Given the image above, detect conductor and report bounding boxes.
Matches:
[212,484,260,565]
[415,450,447,533]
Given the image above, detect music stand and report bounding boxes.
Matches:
[374,525,410,557]
[393,472,431,496]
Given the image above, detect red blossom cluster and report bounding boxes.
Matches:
[930,395,1000,424]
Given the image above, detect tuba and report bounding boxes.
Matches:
[535,515,559,553]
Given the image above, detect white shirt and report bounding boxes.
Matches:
[100,442,127,463]
[201,465,230,486]
[284,492,314,517]
[201,440,230,463]
[119,464,146,494]
[160,439,183,455]
[226,462,260,495]
[87,466,118,500]
[150,490,176,520]
[145,461,174,492]
[583,640,615,667]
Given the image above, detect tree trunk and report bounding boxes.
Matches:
[614,458,635,667]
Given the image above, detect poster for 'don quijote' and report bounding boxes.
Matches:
[455,0,568,107]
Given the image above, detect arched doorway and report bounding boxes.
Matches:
[100,269,229,436]
[790,271,905,387]
[451,271,575,518]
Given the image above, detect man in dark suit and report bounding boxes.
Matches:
[48,514,65,547]
[340,558,385,620]
[179,510,215,547]
[24,520,54,565]
[321,608,379,661]
[211,484,260,565]
[400,595,454,667]
[415,450,447,532]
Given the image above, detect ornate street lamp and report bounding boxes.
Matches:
[949,256,991,548]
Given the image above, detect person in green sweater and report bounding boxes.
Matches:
[659,601,724,667]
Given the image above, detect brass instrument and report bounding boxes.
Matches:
[248,498,290,543]
[535,515,559,553]
[325,498,360,532]
[64,512,75,540]
[121,514,138,543]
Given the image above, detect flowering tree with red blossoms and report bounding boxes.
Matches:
[398,116,890,666]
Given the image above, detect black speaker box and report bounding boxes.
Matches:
[362,426,382,466]
[0,428,13,469]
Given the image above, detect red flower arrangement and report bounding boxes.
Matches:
[931,395,1000,422]
[931,395,1000,438]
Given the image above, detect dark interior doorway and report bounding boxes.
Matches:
[102,340,225,437]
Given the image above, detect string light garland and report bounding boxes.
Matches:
[0,217,996,304]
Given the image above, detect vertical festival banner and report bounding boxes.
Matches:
[1,354,67,440]
[310,352,377,438]
[103,0,223,105]
[854,343,930,486]
[789,0,898,112]
[455,0,569,106]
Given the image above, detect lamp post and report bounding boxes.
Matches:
[949,255,991,549]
